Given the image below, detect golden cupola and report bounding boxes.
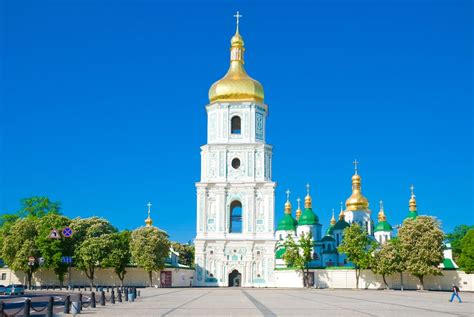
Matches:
[208,13,264,104]
[295,197,302,221]
[377,200,387,222]
[345,160,370,212]
[409,184,417,212]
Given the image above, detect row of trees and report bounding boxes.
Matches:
[283,216,472,290]
[446,225,474,274]
[0,197,193,288]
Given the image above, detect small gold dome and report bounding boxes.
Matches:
[409,184,417,211]
[295,197,302,220]
[208,28,264,104]
[378,200,387,222]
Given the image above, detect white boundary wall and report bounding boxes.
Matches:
[0,267,195,288]
[274,269,474,291]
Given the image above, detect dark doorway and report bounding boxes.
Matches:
[228,270,241,287]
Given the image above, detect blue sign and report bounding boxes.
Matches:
[62,227,73,238]
[62,256,73,264]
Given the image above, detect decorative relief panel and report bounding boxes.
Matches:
[255,112,264,141]
[209,112,217,141]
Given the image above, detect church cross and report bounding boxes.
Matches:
[410,184,415,197]
[353,159,359,174]
[340,201,344,211]
[306,183,310,195]
[379,200,384,210]
[147,202,152,216]
[286,189,291,201]
[234,11,243,28]
[297,197,301,209]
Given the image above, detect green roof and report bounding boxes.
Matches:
[321,235,335,242]
[277,214,298,231]
[375,221,393,232]
[326,225,334,236]
[333,219,350,230]
[442,258,456,270]
[298,207,319,225]
[406,210,418,220]
[275,247,286,259]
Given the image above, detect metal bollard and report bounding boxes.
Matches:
[111,289,115,304]
[133,287,137,299]
[64,295,71,314]
[47,296,54,317]
[117,288,122,302]
[124,288,128,301]
[24,298,31,316]
[106,286,109,293]
[96,286,99,292]
[100,291,106,306]
[78,293,83,311]
[91,292,96,308]
[0,301,5,315]
[138,290,141,297]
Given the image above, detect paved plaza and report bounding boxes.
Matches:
[78,287,473,317]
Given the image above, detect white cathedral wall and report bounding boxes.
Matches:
[273,269,474,291]
[344,211,372,235]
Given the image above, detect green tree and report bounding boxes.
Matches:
[457,229,474,273]
[171,242,195,267]
[75,234,114,289]
[338,223,375,289]
[69,216,117,246]
[130,227,170,287]
[398,216,444,290]
[282,232,314,287]
[1,218,39,288]
[104,231,132,286]
[36,213,73,287]
[371,238,405,289]
[19,197,61,218]
[446,225,473,262]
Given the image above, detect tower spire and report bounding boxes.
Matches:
[296,197,302,221]
[284,189,292,215]
[304,183,312,209]
[378,200,387,222]
[339,201,344,220]
[331,208,336,225]
[145,201,153,227]
[409,184,417,211]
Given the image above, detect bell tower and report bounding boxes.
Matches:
[194,12,276,287]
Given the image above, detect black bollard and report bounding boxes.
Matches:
[117,288,122,303]
[78,293,83,311]
[133,287,137,299]
[124,288,128,301]
[106,286,109,293]
[91,292,96,308]
[100,290,106,306]
[0,301,5,316]
[96,286,99,292]
[24,298,31,316]
[111,289,115,304]
[64,295,71,314]
[47,296,54,317]
[138,290,141,297]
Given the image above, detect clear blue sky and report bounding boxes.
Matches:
[1,0,472,242]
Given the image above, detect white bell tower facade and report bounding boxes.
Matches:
[194,13,276,287]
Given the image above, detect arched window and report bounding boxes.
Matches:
[229,200,242,233]
[231,116,241,134]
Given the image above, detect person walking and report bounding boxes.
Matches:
[449,284,462,303]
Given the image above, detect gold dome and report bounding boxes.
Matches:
[295,197,302,220]
[145,202,153,227]
[345,161,370,212]
[378,200,387,222]
[208,25,264,104]
[330,209,336,225]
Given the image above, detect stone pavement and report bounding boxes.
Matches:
[76,287,473,316]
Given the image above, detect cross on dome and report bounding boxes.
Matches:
[147,201,152,214]
[285,189,291,201]
[306,183,310,195]
[297,197,301,208]
[379,200,384,210]
[410,184,415,197]
[353,159,359,174]
[233,11,242,29]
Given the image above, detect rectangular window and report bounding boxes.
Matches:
[1,273,6,280]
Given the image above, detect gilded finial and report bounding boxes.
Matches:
[304,183,312,209]
[339,201,344,220]
[284,189,292,215]
[345,160,369,211]
[330,208,336,225]
[145,201,153,227]
[409,184,417,211]
[378,200,386,222]
[296,197,302,220]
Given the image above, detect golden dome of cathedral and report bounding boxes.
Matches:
[345,161,370,212]
[208,24,264,104]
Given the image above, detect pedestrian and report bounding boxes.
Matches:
[449,284,462,303]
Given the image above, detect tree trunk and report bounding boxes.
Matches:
[355,268,360,289]
[148,271,153,287]
[85,267,95,291]
[27,270,33,290]
[418,275,424,291]
[382,274,389,290]
[400,272,404,291]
